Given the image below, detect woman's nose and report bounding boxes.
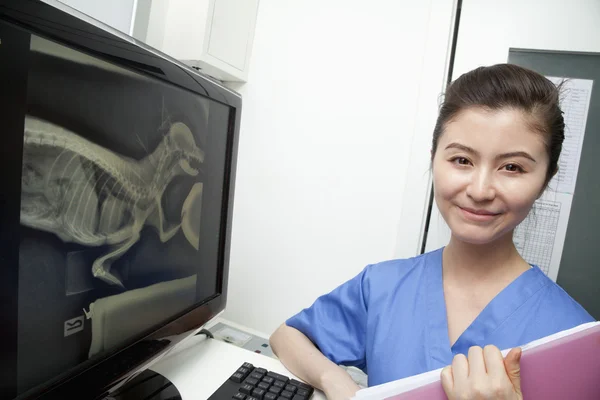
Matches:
[466,169,496,202]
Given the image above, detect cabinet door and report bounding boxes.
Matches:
[206,0,259,72]
[159,0,211,60]
[56,0,136,35]
[133,0,259,82]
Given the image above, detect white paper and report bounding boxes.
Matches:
[550,77,592,195]
[513,199,563,278]
[514,77,593,282]
[351,322,600,400]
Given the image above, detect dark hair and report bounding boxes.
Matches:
[431,64,565,187]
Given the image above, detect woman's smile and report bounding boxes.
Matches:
[457,206,503,223]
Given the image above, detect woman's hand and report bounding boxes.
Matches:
[441,345,523,400]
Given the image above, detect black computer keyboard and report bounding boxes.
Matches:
[208,362,315,400]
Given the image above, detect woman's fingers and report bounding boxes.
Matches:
[442,346,523,400]
[504,347,523,395]
[483,344,505,378]
[451,353,469,383]
[467,346,487,378]
[441,366,454,394]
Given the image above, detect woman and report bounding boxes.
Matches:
[269,64,595,400]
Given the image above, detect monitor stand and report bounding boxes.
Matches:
[102,369,182,400]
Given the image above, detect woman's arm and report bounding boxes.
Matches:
[270,323,360,400]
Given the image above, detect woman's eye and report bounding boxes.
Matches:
[453,157,470,165]
[503,164,523,173]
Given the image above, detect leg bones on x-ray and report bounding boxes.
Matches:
[181,183,203,251]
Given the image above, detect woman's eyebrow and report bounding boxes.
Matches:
[445,143,537,163]
[444,142,477,154]
[497,151,537,163]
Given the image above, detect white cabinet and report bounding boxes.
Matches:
[56,0,138,36]
[133,0,259,82]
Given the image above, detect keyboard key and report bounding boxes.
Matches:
[245,377,259,386]
[272,380,286,389]
[268,386,282,395]
[262,376,275,385]
[250,372,264,380]
[267,371,289,383]
[240,384,255,395]
[252,388,266,399]
[284,384,297,393]
[224,364,315,400]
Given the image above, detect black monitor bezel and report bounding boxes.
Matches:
[0,0,241,398]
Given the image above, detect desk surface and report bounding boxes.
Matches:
[150,333,327,400]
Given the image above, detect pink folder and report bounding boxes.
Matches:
[386,323,600,400]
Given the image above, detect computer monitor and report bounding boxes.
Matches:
[0,1,241,398]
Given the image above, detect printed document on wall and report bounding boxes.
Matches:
[513,77,593,282]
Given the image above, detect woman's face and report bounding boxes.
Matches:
[432,107,550,245]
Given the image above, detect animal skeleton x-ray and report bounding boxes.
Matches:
[20,116,205,286]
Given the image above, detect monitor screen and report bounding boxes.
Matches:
[12,29,233,396]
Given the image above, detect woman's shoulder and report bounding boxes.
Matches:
[363,248,442,284]
[529,270,595,327]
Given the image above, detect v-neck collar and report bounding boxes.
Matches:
[425,247,549,367]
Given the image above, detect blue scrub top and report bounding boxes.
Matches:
[286,248,594,387]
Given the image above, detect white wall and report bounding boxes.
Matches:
[222,0,457,334]
[425,0,600,252]
[56,0,136,35]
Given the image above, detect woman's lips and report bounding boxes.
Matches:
[458,206,501,222]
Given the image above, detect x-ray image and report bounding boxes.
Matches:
[21,115,204,287]
[21,36,226,293]
[20,35,213,289]
[17,34,230,394]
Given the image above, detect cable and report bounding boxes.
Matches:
[196,328,214,338]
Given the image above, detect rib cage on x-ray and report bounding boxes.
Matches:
[20,116,205,287]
